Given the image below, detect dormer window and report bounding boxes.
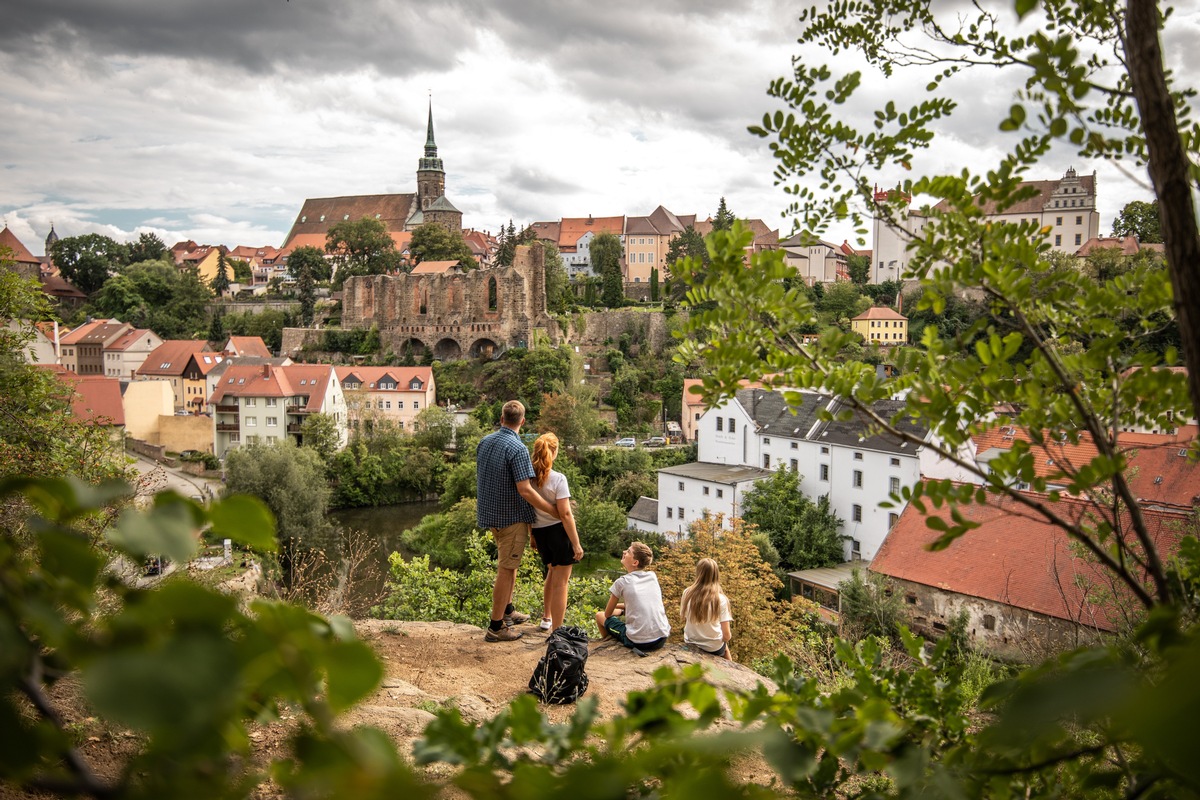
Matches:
[160,362,171,369]
[343,214,350,220]
[410,379,423,389]
[319,215,325,222]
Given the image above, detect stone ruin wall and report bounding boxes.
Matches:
[340,244,559,357]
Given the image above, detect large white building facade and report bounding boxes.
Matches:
[634,388,930,563]
[871,167,1101,283]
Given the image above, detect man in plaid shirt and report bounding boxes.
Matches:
[476,400,559,642]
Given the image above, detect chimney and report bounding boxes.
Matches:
[261,364,271,379]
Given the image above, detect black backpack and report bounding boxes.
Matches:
[528,625,590,704]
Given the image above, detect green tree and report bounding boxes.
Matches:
[223,438,333,551]
[1111,199,1163,243]
[126,232,167,264]
[230,258,253,284]
[846,253,871,284]
[535,390,602,451]
[400,497,479,570]
[0,270,125,486]
[571,495,627,558]
[326,217,403,290]
[90,260,212,339]
[539,241,570,313]
[409,223,478,270]
[741,468,845,571]
[210,249,231,295]
[412,406,455,452]
[48,234,129,295]
[300,412,343,463]
[711,196,735,232]
[288,245,324,326]
[591,232,624,308]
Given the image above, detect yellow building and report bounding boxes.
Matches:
[851,307,908,344]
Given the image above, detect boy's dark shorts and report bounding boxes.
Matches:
[603,616,666,651]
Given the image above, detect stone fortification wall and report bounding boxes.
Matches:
[340,244,557,359]
[564,309,686,354]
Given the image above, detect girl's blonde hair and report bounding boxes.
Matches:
[532,432,559,487]
[681,558,722,625]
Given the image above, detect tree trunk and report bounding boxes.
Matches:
[1125,0,1200,420]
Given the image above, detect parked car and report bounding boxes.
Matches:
[642,436,667,447]
[614,437,636,448]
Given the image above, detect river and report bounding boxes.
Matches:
[329,500,442,606]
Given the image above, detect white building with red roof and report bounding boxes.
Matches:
[209,363,347,458]
[223,336,273,358]
[334,366,435,432]
[59,319,134,376]
[104,328,164,380]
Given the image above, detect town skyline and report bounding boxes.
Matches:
[2,2,1196,254]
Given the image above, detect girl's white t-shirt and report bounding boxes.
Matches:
[683,592,732,652]
[531,470,570,528]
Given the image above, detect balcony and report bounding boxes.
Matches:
[216,423,240,433]
[286,423,303,434]
[215,403,239,413]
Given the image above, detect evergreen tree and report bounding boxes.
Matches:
[288,246,324,327]
[591,232,624,308]
[712,196,736,231]
[650,267,659,302]
[211,250,231,295]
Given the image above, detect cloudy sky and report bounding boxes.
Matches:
[1,1,1195,256]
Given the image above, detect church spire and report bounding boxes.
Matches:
[424,98,438,158]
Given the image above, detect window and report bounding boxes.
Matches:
[790,458,798,470]
[244,397,256,407]
[820,464,829,481]
[414,401,420,409]
[677,507,684,520]
[762,437,770,446]
[905,594,918,605]
[267,436,277,443]
[266,417,278,427]
[667,508,673,519]
[1055,234,1062,246]
[790,441,798,449]
[854,452,863,460]
[853,470,863,487]
[1076,215,1082,225]
[266,398,277,407]
[716,417,724,432]
[890,476,900,494]
[1075,233,1082,245]
[1056,216,1062,225]
[890,457,900,466]
[852,504,862,522]
[716,489,723,499]
[763,454,771,468]
[821,446,829,454]
[245,417,257,427]
[397,401,405,409]
[703,486,710,496]
[729,418,736,433]
[678,481,684,491]
[889,512,899,529]
[983,614,996,631]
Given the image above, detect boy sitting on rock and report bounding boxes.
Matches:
[594,541,670,654]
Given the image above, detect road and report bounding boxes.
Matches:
[128,453,221,501]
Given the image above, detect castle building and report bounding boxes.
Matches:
[281,103,462,254]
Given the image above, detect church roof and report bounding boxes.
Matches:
[283,194,417,250]
[426,195,461,213]
[0,226,41,266]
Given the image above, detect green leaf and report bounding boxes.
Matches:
[207,494,277,551]
[324,639,383,713]
[107,502,199,564]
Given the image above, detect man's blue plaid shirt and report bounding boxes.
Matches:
[475,426,537,528]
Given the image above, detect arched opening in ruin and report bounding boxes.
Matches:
[434,338,462,361]
[399,338,427,365]
[469,338,500,360]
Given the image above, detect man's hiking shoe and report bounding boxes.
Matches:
[505,610,530,626]
[485,625,523,642]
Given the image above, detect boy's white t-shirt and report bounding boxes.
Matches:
[683,592,733,652]
[609,570,671,643]
[531,470,570,528]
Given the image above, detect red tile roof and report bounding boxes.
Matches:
[1076,235,1166,257]
[40,273,87,299]
[59,374,125,426]
[106,328,158,352]
[411,260,460,274]
[60,319,132,346]
[334,366,433,391]
[0,226,41,265]
[870,487,1189,629]
[137,340,214,377]
[282,194,417,250]
[931,173,1097,217]
[559,216,625,246]
[209,363,335,413]
[224,336,272,358]
[853,307,907,321]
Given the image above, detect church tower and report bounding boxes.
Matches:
[416,101,445,211]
